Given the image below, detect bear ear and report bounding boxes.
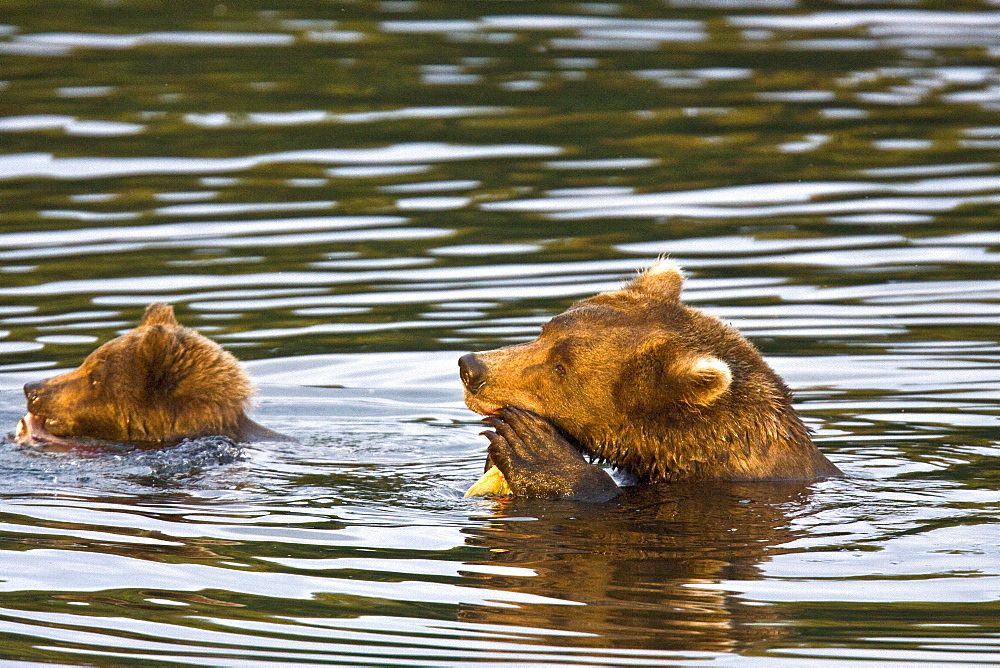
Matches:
[626,335,732,408]
[140,303,179,327]
[671,354,733,406]
[625,257,684,302]
[131,324,179,392]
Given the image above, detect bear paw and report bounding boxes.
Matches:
[480,406,618,502]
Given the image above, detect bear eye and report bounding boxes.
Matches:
[554,363,567,377]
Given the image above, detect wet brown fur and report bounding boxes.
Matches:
[24,303,281,443]
[463,261,841,483]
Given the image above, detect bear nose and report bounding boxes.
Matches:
[23,380,43,406]
[458,353,489,394]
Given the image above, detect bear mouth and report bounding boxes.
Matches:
[13,412,78,449]
[461,390,504,416]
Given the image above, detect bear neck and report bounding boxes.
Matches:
[583,393,836,483]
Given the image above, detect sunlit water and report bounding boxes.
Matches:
[2,1,1000,665]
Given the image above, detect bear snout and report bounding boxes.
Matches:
[459,353,489,394]
[23,380,45,408]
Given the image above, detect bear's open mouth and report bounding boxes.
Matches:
[13,412,77,449]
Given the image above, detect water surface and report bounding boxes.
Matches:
[2,1,1000,665]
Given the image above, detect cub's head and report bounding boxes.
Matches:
[21,303,253,444]
[459,259,799,478]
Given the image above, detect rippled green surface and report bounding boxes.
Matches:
[2,1,1000,665]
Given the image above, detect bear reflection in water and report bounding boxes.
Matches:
[460,259,841,501]
[15,302,288,450]
[461,482,814,653]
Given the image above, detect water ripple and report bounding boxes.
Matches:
[0,144,562,180]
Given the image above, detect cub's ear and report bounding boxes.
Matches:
[140,303,179,327]
[131,325,181,395]
[625,257,684,302]
[622,336,732,410]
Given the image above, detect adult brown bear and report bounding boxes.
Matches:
[15,303,286,448]
[459,259,841,501]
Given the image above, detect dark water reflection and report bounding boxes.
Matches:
[2,0,1000,665]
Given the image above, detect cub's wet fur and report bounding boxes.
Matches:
[17,303,286,448]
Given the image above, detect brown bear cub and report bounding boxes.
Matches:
[459,259,841,501]
[15,303,286,448]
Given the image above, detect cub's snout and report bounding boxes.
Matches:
[23,380,44,406]
[23,379,55,416]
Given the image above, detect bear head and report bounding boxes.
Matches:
[21,303,254,444]
[460,259,836,482]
